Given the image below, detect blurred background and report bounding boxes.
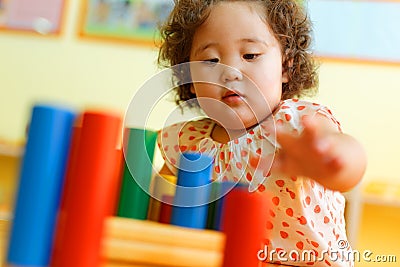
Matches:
[0,0,399,266]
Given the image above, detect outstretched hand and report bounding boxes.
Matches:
[272,115,343,181]
[249,113,366,192]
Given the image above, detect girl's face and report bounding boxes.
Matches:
[189,1,288,130]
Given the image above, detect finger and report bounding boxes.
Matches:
[275,126,298,149]
[301,116,320,142]
[324,155,343,173]
[314,138,333,155]
[302,117,338,157]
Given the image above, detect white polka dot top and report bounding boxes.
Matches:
[157,99,353,266]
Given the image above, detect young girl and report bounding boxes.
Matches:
[156,0,366,266]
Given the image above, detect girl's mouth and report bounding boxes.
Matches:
[222,90,244,104]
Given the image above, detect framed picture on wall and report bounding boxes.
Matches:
[0,0,66,35]
[79,0,174,46]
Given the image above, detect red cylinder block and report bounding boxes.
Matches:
[51,111,122,267]
[221,187,271,267]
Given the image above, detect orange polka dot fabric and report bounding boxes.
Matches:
[157,99,353,266]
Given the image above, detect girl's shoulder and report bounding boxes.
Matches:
[272,98,342,132]
[158,118,214,138]
[277,98,326,114]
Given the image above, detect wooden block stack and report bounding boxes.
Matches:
[102,217,225,267]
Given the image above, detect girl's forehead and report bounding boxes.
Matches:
[195,1,272,36]
[201,1,268,27]
[190,1,280,55]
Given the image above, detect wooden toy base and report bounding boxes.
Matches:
[0,216,292,267]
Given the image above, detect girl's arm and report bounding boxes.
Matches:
[273,114,367,192]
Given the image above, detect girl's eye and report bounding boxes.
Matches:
[203,58,219,64]
[243,54,259,60]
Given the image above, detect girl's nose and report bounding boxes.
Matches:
[221,65,243,83]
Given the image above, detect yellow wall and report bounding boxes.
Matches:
[317,61,400,183]
[0,0,161,141]
[1,0,400,184]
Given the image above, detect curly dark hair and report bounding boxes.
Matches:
[158,0,318,107]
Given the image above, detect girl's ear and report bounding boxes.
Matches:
[282,57,293,83]
[282,70,289,83]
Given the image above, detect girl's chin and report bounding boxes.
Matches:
[217,118,259,131]
[199,102,271,130]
